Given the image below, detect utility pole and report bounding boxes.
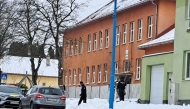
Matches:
[109,0,117,109]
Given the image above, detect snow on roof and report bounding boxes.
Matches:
[138,28,175,49]
[0,55,58,77]
[77,0,150,26]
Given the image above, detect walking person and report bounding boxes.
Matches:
[78,81,87,106]
[117,77,126,101]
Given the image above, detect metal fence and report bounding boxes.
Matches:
[65,84,140,100]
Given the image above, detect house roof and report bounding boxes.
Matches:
[77,0,150,26]
[138,28,175,49]
[0,55,58,77]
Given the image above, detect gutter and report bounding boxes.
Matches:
[151,0,158,39]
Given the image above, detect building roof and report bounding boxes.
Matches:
[138,28,175,49]
[0,55,58,77]
[77,0,150,26]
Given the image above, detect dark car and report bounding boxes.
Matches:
[0,85,24,109]
[19,85,66,109]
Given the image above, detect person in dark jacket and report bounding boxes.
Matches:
[117,77,126,101]
[78,81,87,105]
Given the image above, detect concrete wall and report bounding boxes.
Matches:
[65,84,140,100]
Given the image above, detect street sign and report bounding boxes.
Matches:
[1,73,8,80]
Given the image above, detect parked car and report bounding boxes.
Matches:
[19,85,66,109]
[0,85,24,109]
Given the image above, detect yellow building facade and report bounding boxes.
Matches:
[4,73,58,88]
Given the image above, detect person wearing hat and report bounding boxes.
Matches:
[78,81,87,105]
[117,77,126,101]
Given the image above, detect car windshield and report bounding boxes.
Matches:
[0,86,21,94]
[39,88,63,95]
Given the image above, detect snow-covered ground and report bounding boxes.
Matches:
[66,98,190,109]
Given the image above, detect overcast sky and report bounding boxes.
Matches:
[77,0,111,21]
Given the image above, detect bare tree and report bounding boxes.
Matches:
[0,0,16,59]
[35,0,88,87]
[13,0,49,85]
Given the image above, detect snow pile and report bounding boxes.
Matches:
[66,98,190,109]
[78,0,149,25]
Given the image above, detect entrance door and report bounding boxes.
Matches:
[150,65,164,104]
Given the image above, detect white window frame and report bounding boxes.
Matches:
[185,51,190,80]
[86,67,90,84]
[99,31,103,49]
[98,65,101,83]
[66,42,69,57]
[130,22,135,42]
[75,39,78,55]
[69,70,72,85]
[105,29,109,48]
[136,59,141,80]
[88,35,91,52]
[123,24,127,44]
[148,16,153,38]
[65,76,67,86]
[93,33,97,51]
[79,37,83,54]
[78,68,82,84]
[92,66,96,83]
[116,26,120,46]
[73,69,76,85]
[115,62,118,73]
[188,0,190,19]
[70,40,73,56]
[104,64,108,82]
[138,19,143,40]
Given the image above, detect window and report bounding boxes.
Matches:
[92,66,96,83]
[105,29,109,48]
[136,59,141,80]
[130,22,135,42]
[186,51,190,79]
[123,24,127,44]
[88,35,91,52]
[65,75,67,85]
[138,19,143,40]
[93,33,97,50]
[124,60,130,72]
[99,31,103,49]
[78,68,82,84]
[69,70,72,85]
[66,42,69,56]
[70,40,73,56]
[187,0,190,19]
[42,83,46,86]
[86,67,90,84]
[104,64,108,82]
[98,65,101,83]
[73,69,76,85]
[116,26,120,46]
[75,39,78,55]
[79,37,83,54]
[115,62,118,73]
[148,16,153,38]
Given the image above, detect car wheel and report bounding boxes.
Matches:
[18,101,23,109]
[30,102,38,109]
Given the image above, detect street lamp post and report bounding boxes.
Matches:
[109,0,117,109]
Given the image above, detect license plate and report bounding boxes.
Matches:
[11,101,19,104]
[47,98,57,102]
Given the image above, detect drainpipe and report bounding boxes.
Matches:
[151,0,158,39]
